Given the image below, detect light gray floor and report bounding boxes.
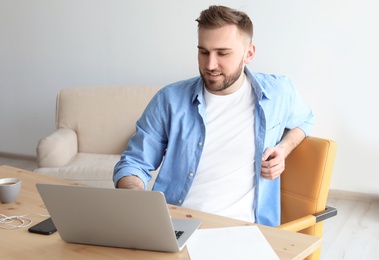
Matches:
[1,155,378,259]
[321,194,379,259]
[0,155,38,172]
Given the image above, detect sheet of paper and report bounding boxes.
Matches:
[186,226,279,260]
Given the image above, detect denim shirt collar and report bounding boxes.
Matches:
[191,66,272,108]
[244,67,271,101]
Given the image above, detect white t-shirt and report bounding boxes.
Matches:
[182,75,256,222]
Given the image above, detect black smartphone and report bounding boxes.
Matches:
[28,217,57,235]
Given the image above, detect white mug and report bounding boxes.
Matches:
[0,178,21,203]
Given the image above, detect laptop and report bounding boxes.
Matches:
[36,183,202,252]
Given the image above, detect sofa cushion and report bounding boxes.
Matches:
[57,86,161,154]
[35,152,158,189]
[35,153,120,188]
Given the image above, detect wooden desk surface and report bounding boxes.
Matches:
[0,165,321,259]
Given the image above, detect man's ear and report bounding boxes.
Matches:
[244,44,256,64]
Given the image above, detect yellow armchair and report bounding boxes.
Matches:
[278,136,337,260]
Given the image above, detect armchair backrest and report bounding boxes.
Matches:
[281,136,337,235]
[56,86,161,154]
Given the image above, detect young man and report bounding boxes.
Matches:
[113,5,313,227]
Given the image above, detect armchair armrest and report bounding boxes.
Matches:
[314,206,337,222]
[277,206,337,232]
[36,128,78,167]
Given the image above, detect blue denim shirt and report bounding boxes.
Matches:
[113,67,314,227]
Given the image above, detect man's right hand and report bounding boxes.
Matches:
[116,175,145,190]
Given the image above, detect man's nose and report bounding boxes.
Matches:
[206,54,218,70]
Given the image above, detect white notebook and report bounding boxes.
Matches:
[186,226,279,259]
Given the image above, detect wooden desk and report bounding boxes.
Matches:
[0,165,321,259]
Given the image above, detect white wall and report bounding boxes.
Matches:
[1,0,378,195]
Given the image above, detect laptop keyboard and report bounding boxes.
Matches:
[175,230,184,239]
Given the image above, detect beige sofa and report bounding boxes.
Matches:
[35,86,161,188]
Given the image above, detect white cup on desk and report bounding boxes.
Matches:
[0,178,21,203]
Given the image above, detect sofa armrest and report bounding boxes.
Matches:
[277,206,337,232]
[36,128,78,167]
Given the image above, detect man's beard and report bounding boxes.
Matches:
[200,59,244,93]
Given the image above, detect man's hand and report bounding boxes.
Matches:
[261,127,306,180]
[117,175,145,190]
[261,146,286,180]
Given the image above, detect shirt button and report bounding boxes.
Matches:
[189,172,194,177]
[198,141,203,146]
[178,200,182,204]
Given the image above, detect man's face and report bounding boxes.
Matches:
[198,24,255,95]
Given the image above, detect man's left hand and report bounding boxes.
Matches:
[260,146,286,180]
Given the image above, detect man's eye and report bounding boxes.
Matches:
[219,52,229,56]
[199,51,209,55]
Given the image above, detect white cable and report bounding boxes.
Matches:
[0,213,50,230]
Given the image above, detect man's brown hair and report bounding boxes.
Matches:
[196,5,253,43]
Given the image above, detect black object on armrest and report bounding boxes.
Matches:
[314,206,337,223]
